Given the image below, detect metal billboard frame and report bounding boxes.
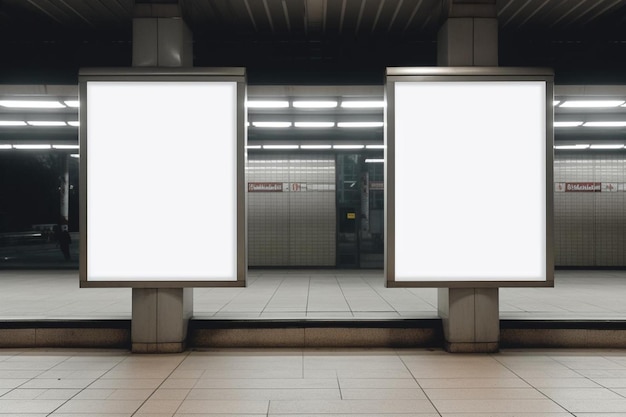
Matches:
[79,67,247,288]
[385,67,554,288]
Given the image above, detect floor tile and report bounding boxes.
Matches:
[268,399,437,414]
[52,399,143,414]
[424,387,545,400]
[187,388,340,400]
[431,398,567,413]
[341,388,426,399]
[176,400,269,414]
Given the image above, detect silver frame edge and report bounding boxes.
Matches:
[78,67,247,288]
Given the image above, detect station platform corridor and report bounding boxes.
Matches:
[1,347,626,415]
[0,269,625,321]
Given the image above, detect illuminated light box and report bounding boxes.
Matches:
[79,68,246,287]
[385,67,554,287]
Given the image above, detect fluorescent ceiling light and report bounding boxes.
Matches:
[590,144,624,149]
[333,144,365,149]
[294,122,335,128]
[583,121,626,127]
[341,101,385,108]
[0,121,26,126]
[554,121,583,127]
[366,144,385,149]
[0,100,65,108]
[301,144,332,149]
[70,154,79,158]
[262,145,299,149]
[27,121,67,127]
[0,144,11,149]
[246,145,262,149]
[52,144,79,150]
[252,122,292,128]
[67,121,79,127]
[247,100,289,108]
[337,122,384,128]
[554,144,590,150]
[560,100,625,108]
[64,100,79,108]
[553,101,560,106]
[293,101,337,108]
[365,158,384,163]
[13,144,52,149]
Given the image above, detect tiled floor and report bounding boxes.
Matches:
[2,347,626,416]
[1,269,626,320]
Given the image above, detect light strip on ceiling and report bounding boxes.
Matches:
[583,121,626,127]
[337,122,384,128]
[292,101,338,108]
[0,100,65,108]
[589,144,625,149]
[262,145,299,149]
[294,122,335,128]
[560,100,625,108]
[252,122,292,128]
[246,145,262,149]
[247,100,289,108]
[71,154,80,158]
[0,144,11,149]
[341,101,385,108]
[334,144,365,149]
[64,100,79,108]
[13,144,52,149]
[553,101,560,106]
[0,121,27,126]
[27,121,67,127]
[365,158,384,163]
[554,121,583,127]
[554,144,590,150]
[301,145,332,149]
[52,145,79,150]
[366,144,385,149]
[67,121,80,127]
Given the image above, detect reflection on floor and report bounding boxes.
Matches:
[0,269,626,320]
[1,347,626,415]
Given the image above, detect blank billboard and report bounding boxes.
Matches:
[387,69,553,286]
[80,69,245,286]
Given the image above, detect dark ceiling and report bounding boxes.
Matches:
[1,0,626,84]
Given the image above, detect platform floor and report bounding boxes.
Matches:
[0,269,625,321]
[2,347,626,416]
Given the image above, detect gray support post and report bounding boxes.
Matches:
[437,0,500,353]
[131,2,194,353]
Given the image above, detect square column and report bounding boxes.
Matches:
[437,0,500,353]
[130,2,194,353]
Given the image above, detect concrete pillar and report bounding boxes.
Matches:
[131,1,193,353]
[437,0,500,353]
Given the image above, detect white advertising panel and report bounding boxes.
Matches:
[387,69,553,286]
[81,70,245,286]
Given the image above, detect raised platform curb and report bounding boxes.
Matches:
[1,319,626,349]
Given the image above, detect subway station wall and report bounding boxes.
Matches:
[555,153,626,266]
[247,154,336,267]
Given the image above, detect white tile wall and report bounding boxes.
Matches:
[247,154,336,266]
[554,153,626,266]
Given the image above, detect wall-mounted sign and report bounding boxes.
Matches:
[347,213,356,219]
[79,68,247,288]
[370,181,384,190]
[385,67,554,288]
[555,182,619,192]
[248,182,283,192]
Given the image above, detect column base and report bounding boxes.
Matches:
[444,341,499,353]
[132,342,186,354]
